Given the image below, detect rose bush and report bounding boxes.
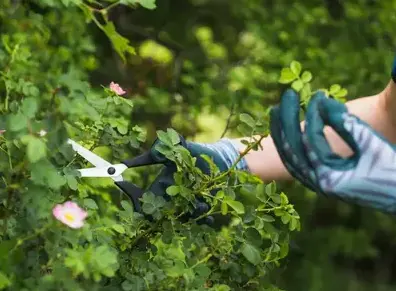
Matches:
[0,1,306,290]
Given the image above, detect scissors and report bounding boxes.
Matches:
[67,138,167,213]
[67,137,219,226]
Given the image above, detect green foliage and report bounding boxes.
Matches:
[279,60,348,105]
[0,1,301,290]
[2,0,396,290]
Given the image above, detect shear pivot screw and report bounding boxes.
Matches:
[107,167,116,175]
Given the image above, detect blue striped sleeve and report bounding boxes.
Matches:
[198,139,250,172]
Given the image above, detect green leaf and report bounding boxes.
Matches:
[281,213,291,224]
[156,130,173,146]
[112,224,126,234]
[120,97,134,108]
[167,128,180,145]
[291,79,303,92]
[66,175,78,190]
[289,217,299,231]
[245,228,262,247]
[240,242,261,265]
[83,198,98,210]
[121,277,145,291]
[278,68,297,84]
[166,260,185,278]
[141,192,166,216]
[290,61,302,76]
[300,83,312,102]
[301,71,312,83]
[102,22,135,63]
[27,136,46,163]
[221,201,228,215]
[0,272,11,289]
[216,190,225,199]
[121,0,157,9]
[329,84,341,95]
[121,200,133,213]
[333,88,348,99]
[211,285,231,291]
[280,193,289,205]
[166,185,180,196]
[7,112,28,131]
[265,182,276,196]
[21,97,38,118]
[239,113,256,128]
[138,0,157,10]
[270,194,281,204]
[261,214,275,222]
[225,199,245,214]
[255,184,267,202]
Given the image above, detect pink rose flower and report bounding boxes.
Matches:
[0,130,6,134]
[52,201,88,229]
[109,81,126,95]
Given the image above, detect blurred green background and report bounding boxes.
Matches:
[3,0,396,290]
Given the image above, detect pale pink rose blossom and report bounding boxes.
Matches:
[0,130,6,134]
[52,201,88,229]
[109,81,126,95]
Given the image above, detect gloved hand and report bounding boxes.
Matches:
[144,134,249,225]
[270,89,396,213]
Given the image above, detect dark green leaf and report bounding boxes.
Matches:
[240,242,261,265]
[245,228,262,247]
[21,97,38,118]
[102,22,135,62]
[83,198,98,210]
[240,113,256,128]
[261,214,275,222]
[8,112,28,131]
[66,175,78,190]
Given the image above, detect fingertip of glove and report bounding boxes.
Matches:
[317,94,348,118]
[281,88,299,101]
[311,90,328,101]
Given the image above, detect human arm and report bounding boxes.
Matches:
[240,80,396,182]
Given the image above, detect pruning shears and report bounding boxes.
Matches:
[67,139,168,212]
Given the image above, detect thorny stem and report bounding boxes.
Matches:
[195,134,266,194]
[220,101,236,138]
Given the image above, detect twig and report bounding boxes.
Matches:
[220,100,236,138]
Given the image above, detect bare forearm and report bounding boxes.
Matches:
[238,88,394,182]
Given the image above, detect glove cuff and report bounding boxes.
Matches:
[198,139,250,172]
